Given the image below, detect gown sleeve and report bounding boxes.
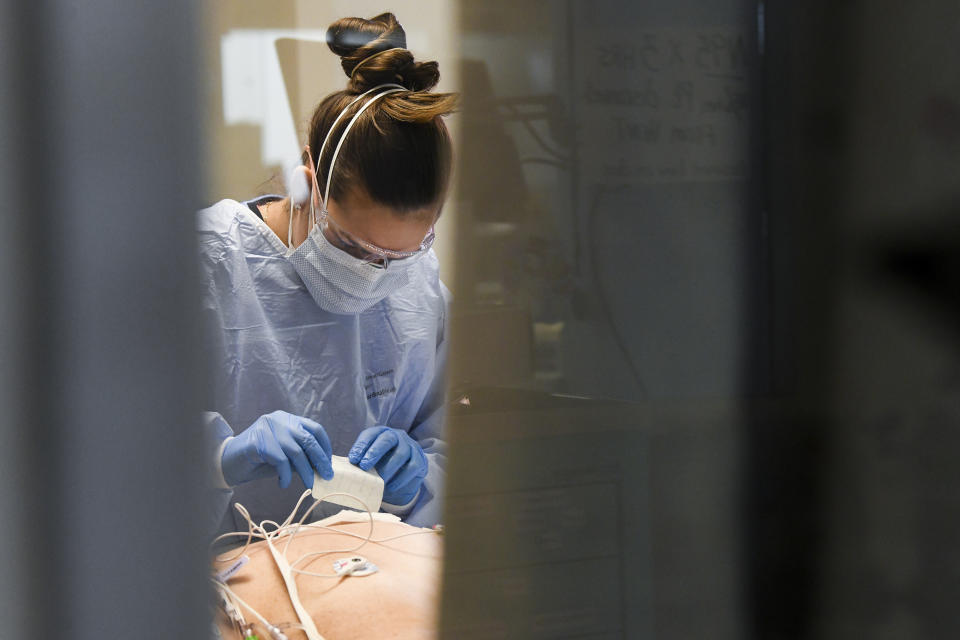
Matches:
[387,284,451,527]
[203,411,235,538]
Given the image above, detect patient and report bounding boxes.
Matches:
[212,506,443,640]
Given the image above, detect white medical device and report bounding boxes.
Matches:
[312,455,385,512]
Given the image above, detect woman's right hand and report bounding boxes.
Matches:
[221,410,333,489]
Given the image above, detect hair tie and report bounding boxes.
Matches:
[350,47,406,80]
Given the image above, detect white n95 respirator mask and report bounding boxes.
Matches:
[288,225,415,314]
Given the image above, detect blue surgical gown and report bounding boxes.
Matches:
[198,198,449,533]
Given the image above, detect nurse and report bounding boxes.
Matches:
[199,12,456,532]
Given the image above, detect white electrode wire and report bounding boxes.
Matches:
[212,490,439,567]
[212,521,254,562]
[281,491,372,555]
[210,490,375,640]
[220,586,246,639]
[283,492,373,555]
[212,491,317,563]
[284,491,376,578]
[260,520,284,535]
[292,519,438,545]
[213,490,377,577]
[210,489,441,638]
[212,502,264,564]
[214,579,272,631]
[216,581,305,640]
[263,529,325,640]
[220,492,328,640]
[287,521,439,575]
[295,523,437,547]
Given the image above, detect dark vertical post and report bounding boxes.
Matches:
[0,1,209,637]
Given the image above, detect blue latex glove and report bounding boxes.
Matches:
[221,410,333,489]
[348,426,428,505]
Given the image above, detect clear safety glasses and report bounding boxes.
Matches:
[318,207,436,267]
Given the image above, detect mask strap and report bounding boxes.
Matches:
[313,84,404,213]
[318,86,407,215]
[288,84,405,248]
[288,199,295,248]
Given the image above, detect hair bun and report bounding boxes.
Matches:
[326,13,406,57]
[326,13,441,92]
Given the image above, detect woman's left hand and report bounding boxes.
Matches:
[349,426,428,506]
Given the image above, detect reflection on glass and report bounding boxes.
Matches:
[441,1,752,638]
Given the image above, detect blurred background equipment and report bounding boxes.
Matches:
[442,0,960,639]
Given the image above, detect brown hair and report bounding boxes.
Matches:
[308,13,458,218]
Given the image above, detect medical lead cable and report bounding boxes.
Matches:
[215,581,297,640]
[212,491,374,640]
[214,581,271,630]
[212,490,436,571]
[216,579,304,640]
[239,491,373,640]
[212,489,440,637]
